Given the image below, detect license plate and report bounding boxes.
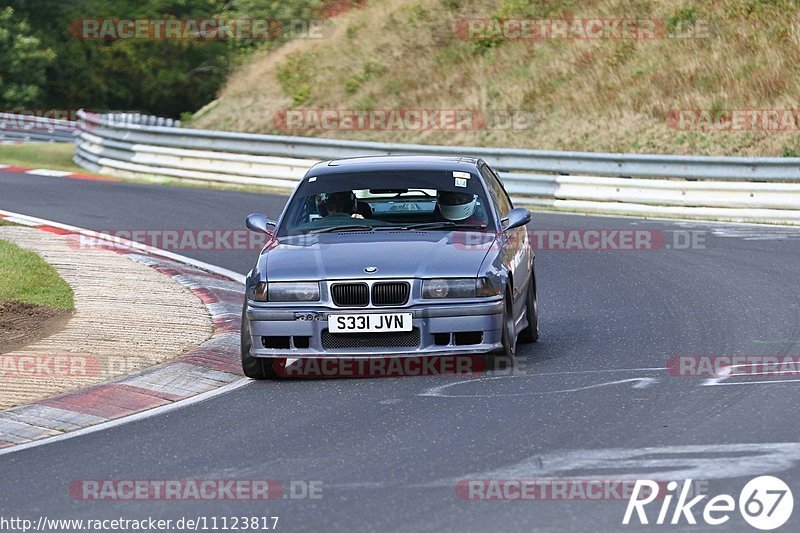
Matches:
[328,313,413,333]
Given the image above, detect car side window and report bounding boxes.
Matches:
[480,164,512,219]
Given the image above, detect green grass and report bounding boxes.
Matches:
[0,219,18,226]
[0,143,88,174]
[0,239,74,309]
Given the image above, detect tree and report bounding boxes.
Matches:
[2,0,345,117]
[0,7,55,108]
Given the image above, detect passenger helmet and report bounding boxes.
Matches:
[437,190,477,221]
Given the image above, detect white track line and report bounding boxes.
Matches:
[26,169,73,177]
[0,209,245,283]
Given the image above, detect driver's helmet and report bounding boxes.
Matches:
[316,191,356,216]
[437,190,477,221]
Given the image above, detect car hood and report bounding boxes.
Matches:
[261,231,497,281]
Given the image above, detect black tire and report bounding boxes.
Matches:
[486,293,516,370]
[241,304,278,379]
[518,275,539,344]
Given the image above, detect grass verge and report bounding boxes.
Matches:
[194,0,800,157]
[0,238,74,309]
[0,143,89,174]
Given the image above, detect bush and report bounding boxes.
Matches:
[276,52,316,106]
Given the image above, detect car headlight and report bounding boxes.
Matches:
[254,282,320,302]
[422,278,500,299]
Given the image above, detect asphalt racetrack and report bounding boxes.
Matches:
[1,170,799,532]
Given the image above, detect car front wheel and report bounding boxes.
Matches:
[486,293,516,370]
[241,304,278,379]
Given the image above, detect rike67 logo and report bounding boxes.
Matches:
[623,476,793,530]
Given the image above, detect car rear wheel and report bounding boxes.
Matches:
[241,304,278,379]
[518,275,539,344]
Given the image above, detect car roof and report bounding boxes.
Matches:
[307,155,483,176]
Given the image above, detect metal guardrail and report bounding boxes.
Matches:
[0,113,76,143]
[0,112,180,143]
[73,110,800,224]
[101,112,181,128]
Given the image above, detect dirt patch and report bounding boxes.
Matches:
[0,301,73,354]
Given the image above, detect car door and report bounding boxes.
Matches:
[480,163,531,322]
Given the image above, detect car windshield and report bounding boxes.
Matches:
[277,170,496,237]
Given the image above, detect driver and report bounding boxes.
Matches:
[311,191,364,226]
[315,191,363,220]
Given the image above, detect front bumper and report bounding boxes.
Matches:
[246,298,504,358]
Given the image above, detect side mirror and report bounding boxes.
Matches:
[245,213,277,234]
[502,208,532,232]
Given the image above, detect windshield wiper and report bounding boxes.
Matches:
[307,224,375,234]
[376,222,488,231]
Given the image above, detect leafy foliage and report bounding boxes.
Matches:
[0,7,56,108]
[3,0,335,116]
[276,52,316,106]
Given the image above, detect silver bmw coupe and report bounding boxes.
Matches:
[241,155,538,378]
